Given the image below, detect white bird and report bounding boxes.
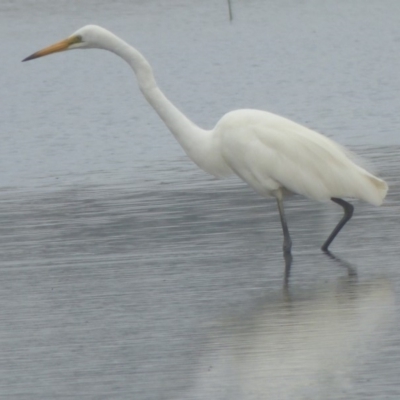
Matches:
[23,25,388,281]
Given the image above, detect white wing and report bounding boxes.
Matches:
[217,109,387,205]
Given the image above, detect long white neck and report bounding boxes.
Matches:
[97,31,229,177]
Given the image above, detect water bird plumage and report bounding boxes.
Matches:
[22,25,388,281]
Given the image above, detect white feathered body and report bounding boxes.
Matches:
[23,25,388,208]
[210,109,387,205]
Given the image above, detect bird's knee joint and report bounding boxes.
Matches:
[283,240,292,254]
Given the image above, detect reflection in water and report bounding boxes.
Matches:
[283,248,293,286]
[0,178,398,399]
[286,248,357,286]
[323,250,358,277]
[187,278,394,400]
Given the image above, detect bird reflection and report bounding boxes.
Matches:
[283,250,293,286]
[185,277,394,400]
[284,250,357,287]
[323,249,358,277]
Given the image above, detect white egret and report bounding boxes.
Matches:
[23,25,388,280]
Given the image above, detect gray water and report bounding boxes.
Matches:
[1,0,400,398]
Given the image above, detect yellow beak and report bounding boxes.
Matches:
[22,35,81,62]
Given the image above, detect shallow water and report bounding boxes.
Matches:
[1,0,400,399]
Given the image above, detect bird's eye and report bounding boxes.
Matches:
[72,35,83,44]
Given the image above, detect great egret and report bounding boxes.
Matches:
[23,25,388,280]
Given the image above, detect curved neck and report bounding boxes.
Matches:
[101,33,220,174]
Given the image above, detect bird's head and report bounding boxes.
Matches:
[22,25,112,62]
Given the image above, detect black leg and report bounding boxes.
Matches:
[321,198,354,252]
[276,197,293,285]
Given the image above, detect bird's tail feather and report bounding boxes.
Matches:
[368,175,388,205]
[361,172,388,206]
